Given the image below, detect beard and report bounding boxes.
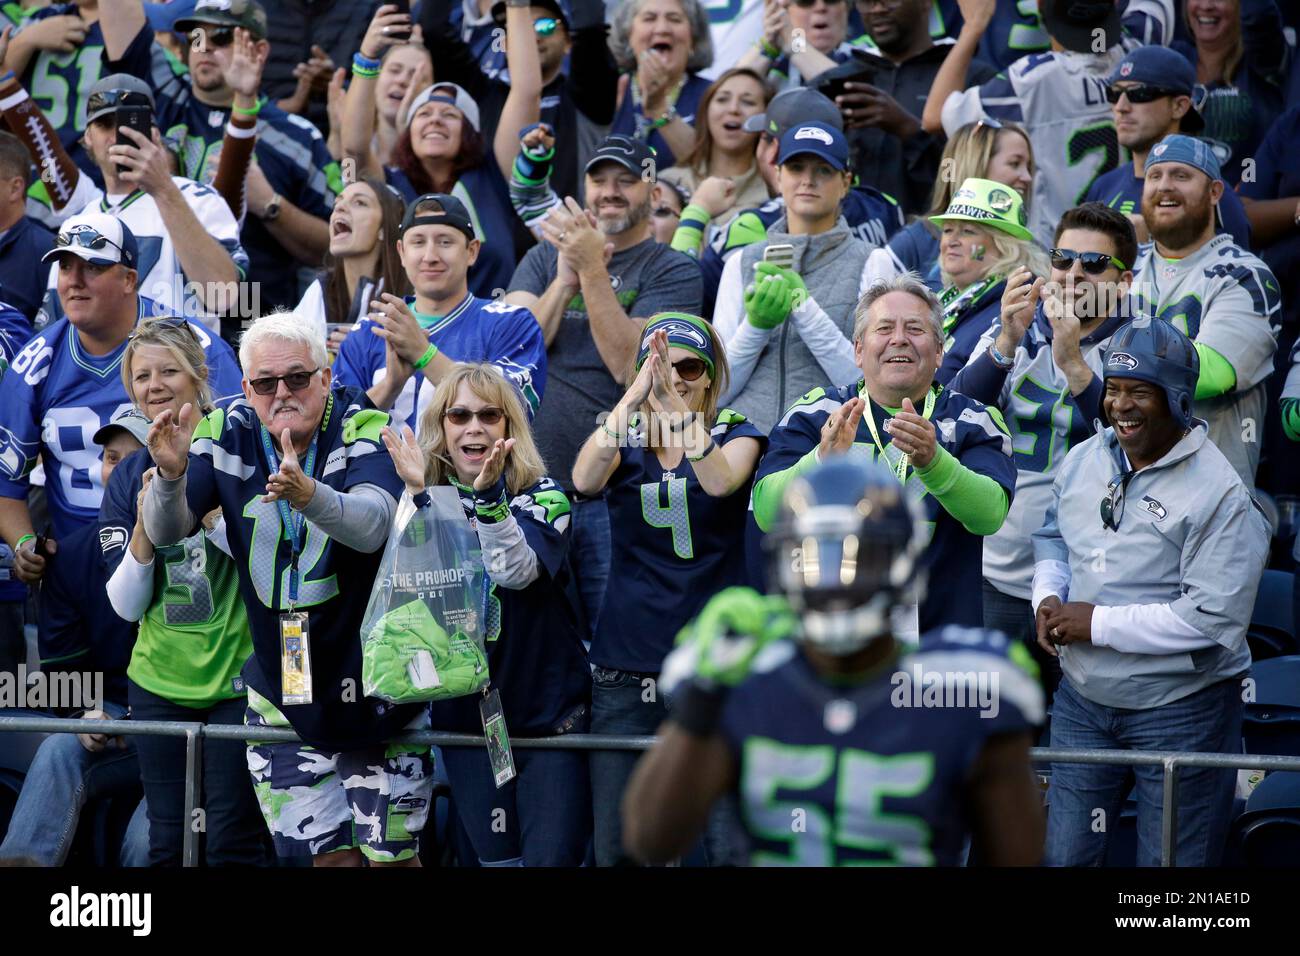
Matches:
[1142,189,1214,251]
[597,195,652,237]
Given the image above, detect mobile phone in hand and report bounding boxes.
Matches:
[763,243,795,271]
[389,0,413,41]
[114,105,153,176]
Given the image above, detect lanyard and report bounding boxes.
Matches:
[259,427,320,609]
[858,385,937,485]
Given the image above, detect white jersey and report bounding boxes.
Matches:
[699,0,765,80]
[42,173,248,331]
[1131,233,1280,489]
[941,40,1140,244]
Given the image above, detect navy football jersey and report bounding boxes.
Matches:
[720,625,1043,865]
[1085,162,1253,250]
[19,5,106,178]
[591,409,765,673]
[969,0,1172,72]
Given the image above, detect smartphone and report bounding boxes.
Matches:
[34,524,53,560]
[389,0,413,41]
[115,105,153,175]
[763,243,795,271]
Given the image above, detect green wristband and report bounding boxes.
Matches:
[14,533,34,550]
[231,97,265,117]
[412,342,438,370]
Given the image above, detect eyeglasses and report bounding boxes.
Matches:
[671,358,708,381]
[56,229,127,258]
[191,25,236,49]
[533,17,559,35]
[444,406,506,426]
[1105,85,1178,105]
[248,368,322,396]
[1100,469,1135,531]
[652,206,680,219]
[1050,248,1127,275]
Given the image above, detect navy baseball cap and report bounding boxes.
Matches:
[743,87,843,138]
[400,194,476,240]
[43,213,141,270]
[1147,134,1221,183]
[777,122,849,171]
[1107,46,1204,133]
[585,135,658,178]
[84,74,155,126]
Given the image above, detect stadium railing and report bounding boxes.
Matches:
[3,714,1300,867]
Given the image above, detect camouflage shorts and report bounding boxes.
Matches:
[245,689,434,862]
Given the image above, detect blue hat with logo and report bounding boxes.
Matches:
[776,122,849,171]
[1146,133,1221,183]
[1106,46,1204,133]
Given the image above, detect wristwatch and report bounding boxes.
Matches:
[262,193,283,221]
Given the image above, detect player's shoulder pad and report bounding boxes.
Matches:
[723,210,769,253]
[342,407,390,445]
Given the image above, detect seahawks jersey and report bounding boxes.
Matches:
[0,306,242,538]
[18,5,105,177]
[332,292,546,431]
[940,41,1140,244]
[591,409,766,673]
[969,0,1172,72]
[950,305,1124,600]
[1085,161,1253,249]
[39,176,249,328]
[99,447,253,708]
[175,388,419,750]
[753,382,1017,631]
[429,476,590,735]
[719,624,1042,866]
[699,188,905,315]
[1131,233,1280,488]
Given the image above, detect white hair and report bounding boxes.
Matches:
[239,309,328,373]
[853,272,944,343]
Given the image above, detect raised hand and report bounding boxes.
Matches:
[147,403,200,480]
[20,15,86,54]
[473,437,516,493]
[886,396,938,469]
[223,27,269,99]
[819,397,865,459]
[995,266,1041,358]
[359,3,413,60]
[110,126,173,195]
[262,428,317,508]
[690,176,737,218]
[381,424,428,495]
[521,122,556,156]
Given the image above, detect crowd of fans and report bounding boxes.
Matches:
[0,0,1295,867]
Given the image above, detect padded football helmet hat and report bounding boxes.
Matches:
[767,456,927,655]
[1101,315,1200,430]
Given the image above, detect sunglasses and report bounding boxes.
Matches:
[86,89,153,117]
[1050,248,1127,275]
[445,406,506,426]
[56,229,127,258]
[1105,85,1179,105]
[652,206,680,219]
[671,358,708,381]
[533,16,559,35]
[1099,469,1135,531]
[248,368,322,396]
[191,25,237,48]
[129,316,200,342]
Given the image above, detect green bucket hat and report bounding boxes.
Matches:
[929,177,1034,242]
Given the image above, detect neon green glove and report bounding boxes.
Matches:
[662,587,797,691]
[744,264,795,330]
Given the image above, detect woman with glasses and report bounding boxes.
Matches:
[571,314,764,866]
[100,317,269,866]
[381,364,590,866]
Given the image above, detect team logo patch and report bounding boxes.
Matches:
[824,699,857,735]
[1142,496,1168,520]
[953,187,977,201]
[987,188,1014,214]
[1107,351,1139,370]
[609,273,622,292]
[99,526,128,553]
[1152,143,1167,157]
[641,319,708,352]
[1120,62,1133,76]
[794,126,834,145]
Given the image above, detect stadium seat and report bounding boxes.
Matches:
[1229,772,1300,867]
[1248,570,1298,662]
[1243,656,1300,757]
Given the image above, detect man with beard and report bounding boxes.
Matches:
[1130,134,1279,490]
[505,135,702,643]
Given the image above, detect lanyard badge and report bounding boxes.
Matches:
[859,386,937,484]
[480,687,516,788]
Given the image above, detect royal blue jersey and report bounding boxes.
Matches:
[175,388,420,750]
[1085,162,1253,250]
[0,303,242,538]
[332,292,546,431]
[591,409,766,673]
[0,300,31,371]
[429,476,590,736]
[719,624,1043,865]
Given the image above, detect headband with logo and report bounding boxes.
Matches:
[635,313,716,375]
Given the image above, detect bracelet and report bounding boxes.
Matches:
[230,96,265,117]
[601,420,625,442]
[758,37,781,58]
[353,51,382,71]
[412,342,438,370]
[14,533,34,551]
[989,342,1015,369]
[687,438,718,463]
[668,411,697,433]
[352,64,380,78]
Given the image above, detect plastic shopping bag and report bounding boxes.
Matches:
[360,487,490,703]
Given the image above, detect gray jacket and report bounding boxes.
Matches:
[1032,422,1269,709]
[731,218,870,433]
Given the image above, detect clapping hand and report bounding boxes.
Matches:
[262,429,317,508]
[819,397,865,459]
[381,424,428,496]
[885,397,938,470]
[995,266,1041,358]
[473,438,516,493]
[147,403,200,480]
[369,293,430,365]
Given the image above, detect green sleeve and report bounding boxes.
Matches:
[1282,397,1300,442]
[914,446,1010,536]
[751,447,821,532]
[1194,342,1237,400]
[670,203,711,258]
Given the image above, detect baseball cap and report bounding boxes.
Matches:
[84,74,156,127]
[743,87,843,138]
[401,83,481,133]
[776,122,849,171]
[491,0,568,29]
[1146,133,1221,182]
[1040,0,1121,54]
[585,135,658,178]
[929,177,1034,242]
[93,408,152,448]
[175,0,268,41]
[400,194,477,241]
[144,0,200,33]
[1106,46,1204,134]
[43,213,141,270]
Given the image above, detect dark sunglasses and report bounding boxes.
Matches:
[56,229,127,257]
[445,406,505,426]
[86,89,153,117]
[248,368,322,396]
[671,358,708,381]
[191,25,237,49]
[533,16,559,35]
[1105,85,1179,105]
[652,206,680,219]
[1100,469,1135,531]
[1050,247,1127,275]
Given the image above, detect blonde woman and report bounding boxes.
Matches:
[381,364,590,867]
[570,313,764,866]
[100,317,267,866]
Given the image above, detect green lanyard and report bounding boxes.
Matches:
[858,385,937,485]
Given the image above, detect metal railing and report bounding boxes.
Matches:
[3,714,1299,867]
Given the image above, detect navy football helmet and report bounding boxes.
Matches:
[1102,315,1200,429]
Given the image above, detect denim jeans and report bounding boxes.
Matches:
[1045,676,1243,866]
[570,495,612,644]
[981,578,1061,705]
[0,701,140,866]
[589,668,747,867]
[440,715,592,866]
[128,681,271,866]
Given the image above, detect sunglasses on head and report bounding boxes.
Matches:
[1105,85,1178,105]
[86,89,153,117]
[57,229,126,257]
[1100,469,1135,531]
[248,368,321,396]
[129,316,200,342]
[445,406,505,426]
[1050,248,1127,275]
